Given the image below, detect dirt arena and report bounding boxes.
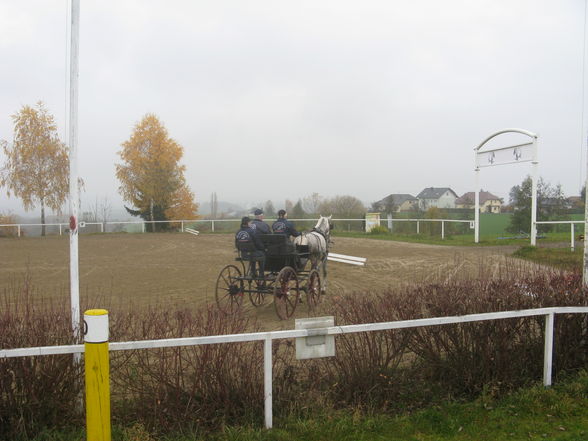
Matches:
[1,233,522,329]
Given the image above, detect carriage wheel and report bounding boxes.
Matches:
[249,281,267,307]
[215,265,244,315]
[306,269,321,311]
[274,266,300,320]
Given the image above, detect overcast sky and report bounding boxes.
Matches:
[1,0,587,217]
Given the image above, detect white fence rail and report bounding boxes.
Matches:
[1,306,587,429]
[1,217,471,239]
[535,220,584,251]
[3,218,585,245]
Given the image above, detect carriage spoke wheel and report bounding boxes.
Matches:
[215,265,244,315]
[274,266,300,320]
[306,269,321,311]
[249,281,267,307]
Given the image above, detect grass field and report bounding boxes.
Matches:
[26,370,588,441]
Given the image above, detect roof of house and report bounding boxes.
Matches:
[456,191,502,205]
[378,193,418,206]
[416,187,458,200]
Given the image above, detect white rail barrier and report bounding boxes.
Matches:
[327,252,367,266]
[1,306,587,429]
[379,218,471,239]
[1,217,472,239]
[535,220,584,251]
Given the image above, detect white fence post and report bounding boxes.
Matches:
[211,220,215,232]
[100,223,104,233]
[59,224,63,236]
[543,312,555,387]
[142,223,145,233]
[181,221,184,233]
[441,221,445,239]
[264,336,273,429]
[571,224,575,252]
[17,225,21,237]
[416,220,420,234]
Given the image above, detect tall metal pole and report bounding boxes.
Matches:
[583,1,588,287]
[531,138,538,246]
[68,0,81,343]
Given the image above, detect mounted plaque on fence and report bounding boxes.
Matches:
[295,316,335,360]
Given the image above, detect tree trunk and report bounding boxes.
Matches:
[150,198,155,232]
[41,201,46,236]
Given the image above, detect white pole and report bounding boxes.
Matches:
[212,220,215,232]
[68,0,81,344]
[416,220,420,234]
[543,312,554,387]
[59,224,63,236]
[264,336,273,429]
[17,225,21,237]
[571,224,575,252]
[584,133,588,286]
[441,221,445,239]
[531,138,539,246]
[475,167,480,243]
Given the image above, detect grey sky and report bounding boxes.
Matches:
[0,0,586,216]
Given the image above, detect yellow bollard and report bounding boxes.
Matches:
[84,309,111,441]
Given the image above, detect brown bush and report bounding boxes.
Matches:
[2,262,588,437]
[0,276,82,440]
[110,307,265,432]
[0,213,19,237]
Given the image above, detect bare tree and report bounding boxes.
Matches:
[319,195,365,218]
[302,192,323,214]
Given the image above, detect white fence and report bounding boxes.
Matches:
[1,306,587,429]
[535,220,584,251]
[1,217,471,239]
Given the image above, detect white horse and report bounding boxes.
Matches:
[294,215,332,292]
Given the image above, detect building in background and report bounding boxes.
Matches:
[373,194,419,212]
[416,187,458,210]
[456,191,502,213]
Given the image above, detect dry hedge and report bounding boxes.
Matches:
[1,263,587,438]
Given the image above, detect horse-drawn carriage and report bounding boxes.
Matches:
[215,216,331,320]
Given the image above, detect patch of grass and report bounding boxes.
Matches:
[30,371,588,440]
[512,246,583,270]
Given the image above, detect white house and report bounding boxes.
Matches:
[416,187,458,210]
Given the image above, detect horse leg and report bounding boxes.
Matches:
[321,255,328,293]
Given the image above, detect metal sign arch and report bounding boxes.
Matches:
[474,128,539,245]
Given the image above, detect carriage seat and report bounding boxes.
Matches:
[259,234,295,256]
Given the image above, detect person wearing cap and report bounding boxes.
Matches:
[235,216,266,278]
[272,209,300,239]
[251,208,271,234]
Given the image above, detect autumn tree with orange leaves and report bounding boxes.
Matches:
[1,102,69,236]
[116,114,198,231]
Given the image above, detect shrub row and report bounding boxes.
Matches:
[1,264,587,439]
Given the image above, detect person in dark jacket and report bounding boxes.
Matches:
[272,209,300,239]
[235,216,266,278]
[251,208,271,234]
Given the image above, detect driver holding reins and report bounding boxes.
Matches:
[272,209,300,239]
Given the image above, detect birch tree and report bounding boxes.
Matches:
[116,114,197,231]
[1,102,68,236]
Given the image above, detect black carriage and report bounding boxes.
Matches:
[215,234,323,319]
